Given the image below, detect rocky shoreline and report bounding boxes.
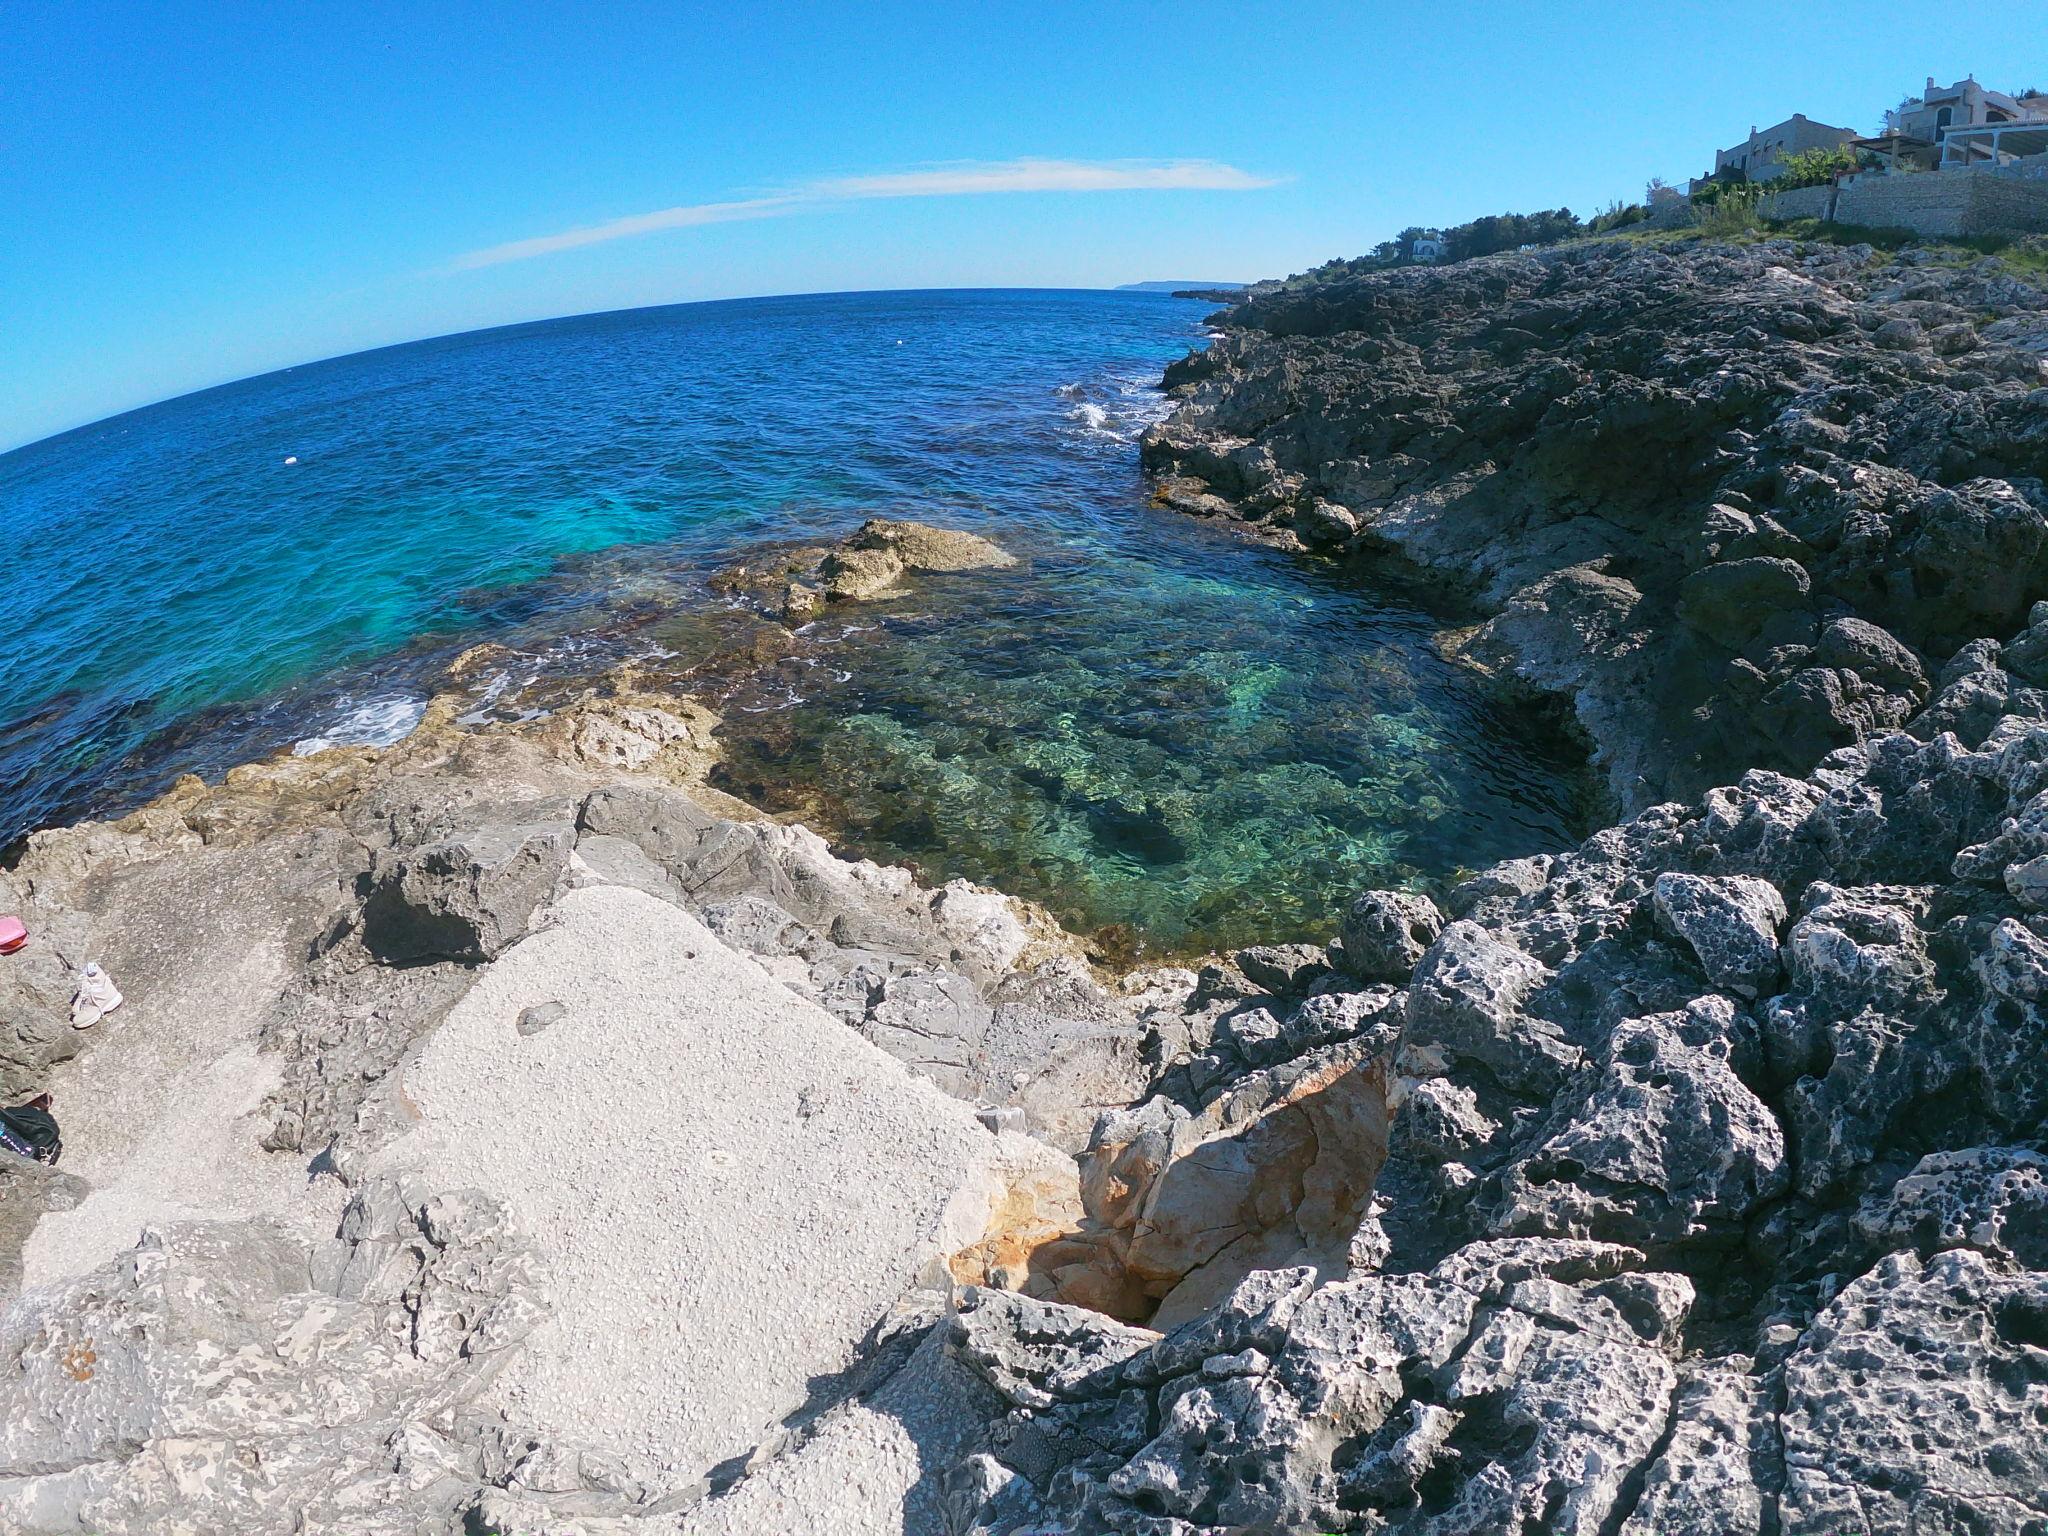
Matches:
[5,239,2048,1534]
[1147,237,2048,813]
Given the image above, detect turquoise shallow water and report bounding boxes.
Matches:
[1,289,1594,952]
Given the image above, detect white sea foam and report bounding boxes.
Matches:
[292,695,429,756]
[1057,369,1172,444]
[454,669,518,726]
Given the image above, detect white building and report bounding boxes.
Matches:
[1858,77,2048,174]
[1891,76,2048,141]
[1410,233,1445,262]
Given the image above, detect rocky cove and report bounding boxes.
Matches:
[4,235,2048,1534]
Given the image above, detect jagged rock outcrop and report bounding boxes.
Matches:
[938,603,2048,1536]
[361,821,575,963]
[11,239,2048,1534]
[1145,239,2048,811]
[927,242,2048,1534]
[947,1244,1693,1536]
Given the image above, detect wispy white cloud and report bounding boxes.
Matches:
[811,157,1278,199]
[453,158,1279,269]
[453,196,802,269]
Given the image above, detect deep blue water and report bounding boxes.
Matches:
[0,289,1593,952]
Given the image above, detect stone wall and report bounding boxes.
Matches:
[1644,197,1699,230]
[1758,183,1834,222]
[1824,168,2048,237]
[1966,171,2048,235]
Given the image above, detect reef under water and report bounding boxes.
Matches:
[2,288,1596,954]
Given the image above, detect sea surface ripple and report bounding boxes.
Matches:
[1,289,1594,952]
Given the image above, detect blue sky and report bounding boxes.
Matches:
[2,0,2041,449]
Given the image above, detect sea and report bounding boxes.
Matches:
[0,289,1594,955]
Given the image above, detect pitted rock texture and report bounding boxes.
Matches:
[934,240,2048,1532]
[946,1245,1693,1536]
[1338,889,1445,983]
[1145,238,2048,811]
[938,602,2048,1534]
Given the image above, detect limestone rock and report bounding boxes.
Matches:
[1338,888,1446,982]
[1404,920,1575,1090]
[1651,871,1787,998]
[715,517,1017,617]
[1854,1146,2048,1268]
[1233,941,1333,994]
[1491,999,1788,1249]
[1063,1042,1389,1326]
[1779,1250,2048,1532]
[1678,556,1811,648]
[950,1244,1693,1536]
[947,1286,1158,1412]
[1617,1363,1775,1535]
[0,1156,87,1298]
[0,1178,544,1535]
[362,822,573,964]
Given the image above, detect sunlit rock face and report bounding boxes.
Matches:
[937,240,2048,1536]
[12,240,2048,1535]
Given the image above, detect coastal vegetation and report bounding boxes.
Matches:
[1274,190,2048,289]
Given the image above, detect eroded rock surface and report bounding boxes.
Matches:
[0,1178,545,1535]
[1146,238,2048,811]
[0,688,1154,1534]
[10,239,2048,1534]
[938,613,2048,1536]
[935,241,2048,1535]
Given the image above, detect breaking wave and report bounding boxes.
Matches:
[292,695,429,755]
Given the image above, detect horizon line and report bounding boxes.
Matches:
[1,281,1233,457]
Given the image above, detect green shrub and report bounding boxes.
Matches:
[1773,144,1860,190]
[1695,182,1762,237]
[1588,199,1648,233]
[1443,207,1582,261]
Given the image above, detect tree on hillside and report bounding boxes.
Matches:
[1443,208,1581,261]
[1773,144,1859,190]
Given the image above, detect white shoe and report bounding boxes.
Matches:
[72,962,124,1030]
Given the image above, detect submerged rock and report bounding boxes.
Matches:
[713,516,1017,623]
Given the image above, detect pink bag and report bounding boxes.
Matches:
[0,917,24,955]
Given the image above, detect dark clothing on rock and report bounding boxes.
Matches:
[0,1103,61,1165]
